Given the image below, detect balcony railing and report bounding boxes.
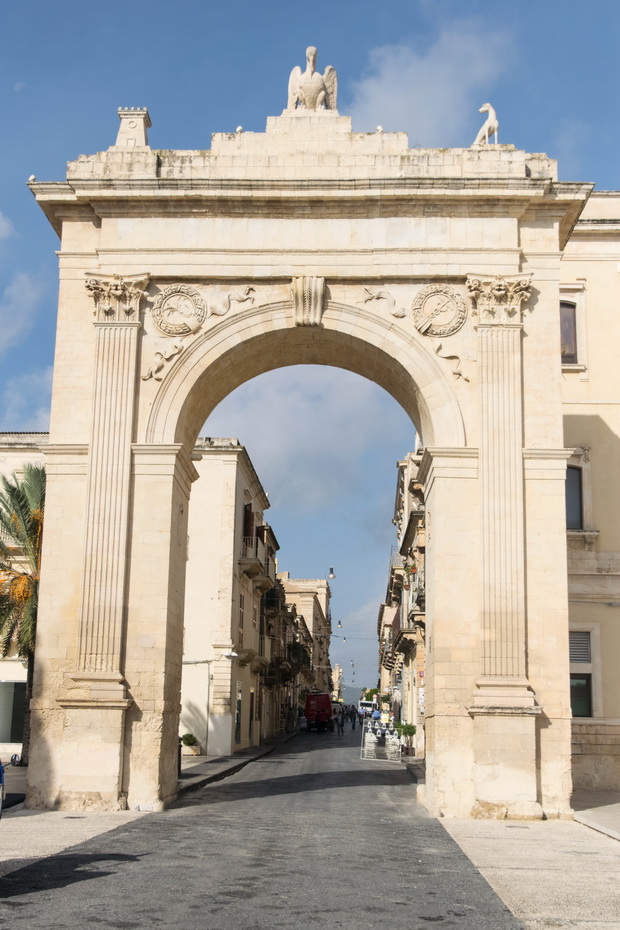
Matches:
[242,536,265,562]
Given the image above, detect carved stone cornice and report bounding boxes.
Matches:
[85,273,150,322]
[291,276,325,326]
[467,273,532,324]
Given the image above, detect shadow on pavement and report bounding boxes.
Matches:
[0,852,143,899]
[177,765,416,807]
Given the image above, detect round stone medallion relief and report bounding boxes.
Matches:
[412,285,467,337]
[152,284,207,337]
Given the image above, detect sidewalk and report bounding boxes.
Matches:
[0,734,296,868]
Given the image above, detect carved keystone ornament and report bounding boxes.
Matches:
[291,276,325,326]
[412,285,468,337]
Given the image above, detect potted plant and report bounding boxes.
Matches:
[181,733,201,756]
[397,722,417,756]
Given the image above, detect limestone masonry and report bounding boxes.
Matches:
[20,48,619,817]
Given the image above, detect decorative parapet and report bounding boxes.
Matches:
[467,273,532,324]
[114,108,151,148]
[85,273,150,322]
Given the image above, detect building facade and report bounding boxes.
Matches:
[180,437,279,756]
[560,193,620,789]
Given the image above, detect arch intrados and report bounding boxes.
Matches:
[144,300,465,450]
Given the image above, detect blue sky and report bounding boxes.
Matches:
[1,0,618,694]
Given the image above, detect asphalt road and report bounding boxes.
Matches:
[0,726,523,929]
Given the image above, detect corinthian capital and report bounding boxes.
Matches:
[466,273,532,324]
[85,273,150,322]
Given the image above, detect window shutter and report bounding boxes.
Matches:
[569,631,591,663]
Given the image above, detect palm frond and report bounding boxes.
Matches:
[0,465,45,659]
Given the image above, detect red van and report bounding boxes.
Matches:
[304,693,334,732]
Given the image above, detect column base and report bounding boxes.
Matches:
[469,692,543,820]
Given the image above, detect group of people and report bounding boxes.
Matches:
[334,704,359,734]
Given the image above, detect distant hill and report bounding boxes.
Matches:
[341,684,363,704]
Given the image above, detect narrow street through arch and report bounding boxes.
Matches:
[0,729,522,929]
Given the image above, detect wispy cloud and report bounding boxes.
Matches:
[202,366,414,514]
[0,212,15,240]
[0,366,53,431]
[552,119,589,182]
[0,271,44,355]
[347,24,510,147]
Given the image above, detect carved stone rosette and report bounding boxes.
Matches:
[85,273,150,322]
[291,276,325,326]
[152,284,207,337]
[467,274,532,324]
[412,284,468,336]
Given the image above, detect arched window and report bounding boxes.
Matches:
[560,301,578,364]
[566,465,583,530]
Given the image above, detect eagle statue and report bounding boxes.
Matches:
[287,46,337,111]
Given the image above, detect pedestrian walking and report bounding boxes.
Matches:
[336,707,345,735]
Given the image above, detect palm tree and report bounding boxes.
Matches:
[0,464,46,765]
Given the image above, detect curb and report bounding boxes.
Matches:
[573,811,620,843]
[176,732,299,799]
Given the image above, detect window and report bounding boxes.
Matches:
[566,465,583,530]
[570,674,592,717]
[569,628,600,718]
[570,631,592,717]
[239,593,245,648]
[560,301,578,364]
[0,682,26,742]
[559,282,588,377]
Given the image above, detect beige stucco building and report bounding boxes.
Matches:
[560,193,620,789]
[278,573,333,695]
[180,436,278,756]
[18,47,620,817]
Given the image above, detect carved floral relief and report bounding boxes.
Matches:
[85,273,150,322]
[467,274,532,323]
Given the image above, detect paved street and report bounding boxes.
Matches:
[0,727,523,930]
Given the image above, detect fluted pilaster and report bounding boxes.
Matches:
[78,274,149,674]
[468,274,533,698]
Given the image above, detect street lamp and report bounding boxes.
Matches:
[327,567,336,579]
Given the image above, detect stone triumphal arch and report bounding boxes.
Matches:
[27,50,591,817]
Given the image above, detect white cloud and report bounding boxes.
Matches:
[14,82,26,92]
[0,212,14,240]
[347,24,510,147]
[0,271,44,355]
[202,366,414,514]
[0,366,53,431]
